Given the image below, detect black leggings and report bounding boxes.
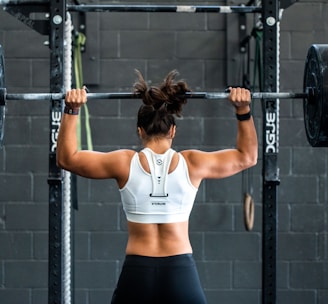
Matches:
[111,254,208,304]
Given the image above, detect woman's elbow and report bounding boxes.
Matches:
[240,150,258,170]
[56,153,69,170]
[245,152,258,169]
[249,156,258,168]
[56,158,65,170]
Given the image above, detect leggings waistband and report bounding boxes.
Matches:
[123,254,195,268]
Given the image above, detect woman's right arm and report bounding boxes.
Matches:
[56,89,132,181]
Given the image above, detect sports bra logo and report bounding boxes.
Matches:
[151,202,166,206]
[156,158,163,166]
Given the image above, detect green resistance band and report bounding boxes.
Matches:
[74,32,93,151]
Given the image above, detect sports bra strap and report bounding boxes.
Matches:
[141,148,176,197]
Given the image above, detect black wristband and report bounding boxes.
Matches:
[236,111,251,121]
[64,106,79,115]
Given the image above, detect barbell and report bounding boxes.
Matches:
[0,44,328,147]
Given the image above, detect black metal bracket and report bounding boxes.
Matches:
[239,13,247,53]
[76,11,87,52]
[4,2,50,35]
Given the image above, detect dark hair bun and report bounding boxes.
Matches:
[133,69,190,117]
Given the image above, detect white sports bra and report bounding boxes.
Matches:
[119,148,198,224]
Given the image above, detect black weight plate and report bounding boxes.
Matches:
[303,44,328,147]
[0,44,5,146]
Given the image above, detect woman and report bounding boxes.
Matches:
[57,70,258,304]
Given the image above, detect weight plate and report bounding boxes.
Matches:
[0,44,5,147]
[303,44,328,147]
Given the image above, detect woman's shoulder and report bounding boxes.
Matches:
[108,149,137,157]
[179,149,203,158]
[103,149,137,167]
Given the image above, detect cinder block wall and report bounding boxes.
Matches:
[0,1,327,304]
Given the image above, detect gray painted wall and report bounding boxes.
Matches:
[0,1,328,304]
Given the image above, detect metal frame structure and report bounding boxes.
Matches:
[48,1,66,303]
[1,1,288,303]
[262,2,280,303]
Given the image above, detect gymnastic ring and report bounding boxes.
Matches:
[243,193,254,231]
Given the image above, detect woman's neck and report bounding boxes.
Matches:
[143,138,172,154]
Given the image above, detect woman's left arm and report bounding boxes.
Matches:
[181,88,258,186]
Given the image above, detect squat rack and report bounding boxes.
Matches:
[1,1,295,303]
